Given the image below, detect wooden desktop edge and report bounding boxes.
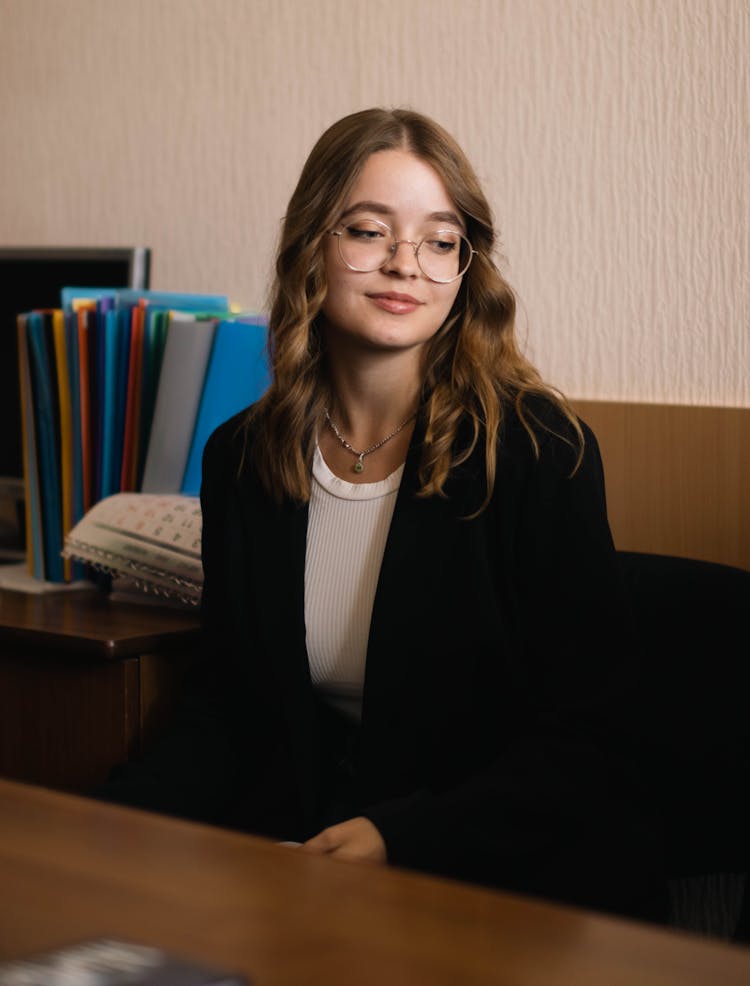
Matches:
[2,778,750,986]
[0,586,201,660]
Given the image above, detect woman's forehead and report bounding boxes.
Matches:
[343,149,461,225]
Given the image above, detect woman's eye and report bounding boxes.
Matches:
[345,225,385,240]
[427,236,458,253]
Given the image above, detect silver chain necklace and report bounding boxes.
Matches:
[324,408,417,474]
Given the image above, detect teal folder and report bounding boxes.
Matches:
[111,307,133,493]
[61,287,229,314]
[18,316,45,578]
[26,312,64,581]
[64,311,84,523]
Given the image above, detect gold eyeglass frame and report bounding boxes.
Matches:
[330,219,476,284]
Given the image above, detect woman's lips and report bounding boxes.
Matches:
[367,292,423,314]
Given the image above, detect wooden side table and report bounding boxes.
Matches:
[0,588,201,793]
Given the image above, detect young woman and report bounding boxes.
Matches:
[101,108,665,921]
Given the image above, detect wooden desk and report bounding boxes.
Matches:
[0,589,200,792]
[1,780,749,985]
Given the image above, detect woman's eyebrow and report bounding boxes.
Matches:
[340,201,465,229]
[340,200,393,220]
[427,210,465,229]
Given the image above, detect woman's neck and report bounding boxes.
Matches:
[324,346,422,441]
[320,348,422,483]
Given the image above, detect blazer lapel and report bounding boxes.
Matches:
[363,416,463,718]
[236,468,323,832]
[238,468,310,689]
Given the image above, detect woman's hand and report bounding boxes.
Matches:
[301,816,387,863]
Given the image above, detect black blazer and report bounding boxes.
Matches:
[100,399,665,919]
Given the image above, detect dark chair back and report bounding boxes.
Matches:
[619,551,749,874]
[617,552,750,938]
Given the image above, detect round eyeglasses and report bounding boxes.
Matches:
[330,219,476,284]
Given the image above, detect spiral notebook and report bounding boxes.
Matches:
[63,493,203,606]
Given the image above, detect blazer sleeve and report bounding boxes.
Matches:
[362,419,660,914]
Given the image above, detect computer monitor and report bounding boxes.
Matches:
[0,247,150,556]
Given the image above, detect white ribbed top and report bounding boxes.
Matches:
[304,444,403,721]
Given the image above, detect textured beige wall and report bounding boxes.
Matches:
[1,0,747,406]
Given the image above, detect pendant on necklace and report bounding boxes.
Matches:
[353,458,365,474]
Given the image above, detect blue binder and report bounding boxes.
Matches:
[180,317,270,496]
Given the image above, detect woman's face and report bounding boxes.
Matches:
[320,149,465,359]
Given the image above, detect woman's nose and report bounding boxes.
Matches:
[381,239,420,276]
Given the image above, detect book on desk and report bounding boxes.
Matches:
[0,938,249,986]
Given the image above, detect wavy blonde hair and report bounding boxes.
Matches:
[248,107,582,510]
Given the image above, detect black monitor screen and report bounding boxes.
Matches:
[0,248,150,483]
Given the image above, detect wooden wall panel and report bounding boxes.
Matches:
[572,401,750,571]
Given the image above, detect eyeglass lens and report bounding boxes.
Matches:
[337,220,472,282]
